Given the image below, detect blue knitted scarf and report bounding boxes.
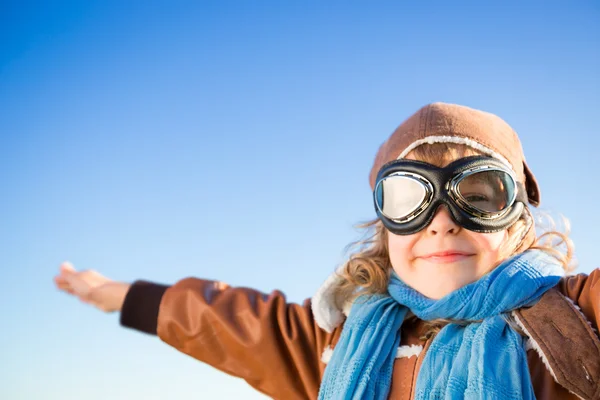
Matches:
[318,250,564,399]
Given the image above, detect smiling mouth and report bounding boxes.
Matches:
[419,252,475,264]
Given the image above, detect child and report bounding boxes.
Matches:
[54,103,600,399]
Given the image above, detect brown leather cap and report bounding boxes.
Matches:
[369,103,541,206]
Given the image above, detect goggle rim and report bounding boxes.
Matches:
[374,164,519,223]
[447,165,518,220]
[374,172,434,223]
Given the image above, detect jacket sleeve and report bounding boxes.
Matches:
[120,278,337,400]
[557,268,600,332]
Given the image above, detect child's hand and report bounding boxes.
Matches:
[53,262,131,313]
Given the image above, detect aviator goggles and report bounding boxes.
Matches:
[373,156,528,235]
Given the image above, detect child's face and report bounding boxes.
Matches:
[387,207,508,299]
[387,151,509,299]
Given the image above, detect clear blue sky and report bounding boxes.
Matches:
[1,1,599,399]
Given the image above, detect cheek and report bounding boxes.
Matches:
[471,230,509,267]
[387,232,417,271]
[475,230,507,251]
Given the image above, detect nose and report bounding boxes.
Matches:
[426,206,460,235]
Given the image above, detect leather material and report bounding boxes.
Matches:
[152,271,600,399]
[515,289,600,400]
[514,288,600,400]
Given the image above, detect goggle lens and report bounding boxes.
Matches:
[456,170,515,214]
[375,175,428,220]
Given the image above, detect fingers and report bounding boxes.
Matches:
[55,261,76,284]
[56,285,75,295]
[54,273,73,294]
[60,261,76,273]
[55,261,76,294]
[55,261,90,298]
[63,273,90,298]
[54,276,74,293]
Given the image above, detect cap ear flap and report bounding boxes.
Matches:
[523,161,541,207]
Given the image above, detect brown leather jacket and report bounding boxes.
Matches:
[120,270,600,399]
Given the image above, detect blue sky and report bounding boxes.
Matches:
[1,1,599,399]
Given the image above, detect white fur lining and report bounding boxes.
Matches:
[565,296,598,333]
[311,268,346,333]
[523,338,534,352]
[321,346,334,363]
[320,344,423,364]
[511,311,560,383]
[396,344,423,359]
[396,135,516,176]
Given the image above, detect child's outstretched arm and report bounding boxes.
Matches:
[54,262,336,400]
